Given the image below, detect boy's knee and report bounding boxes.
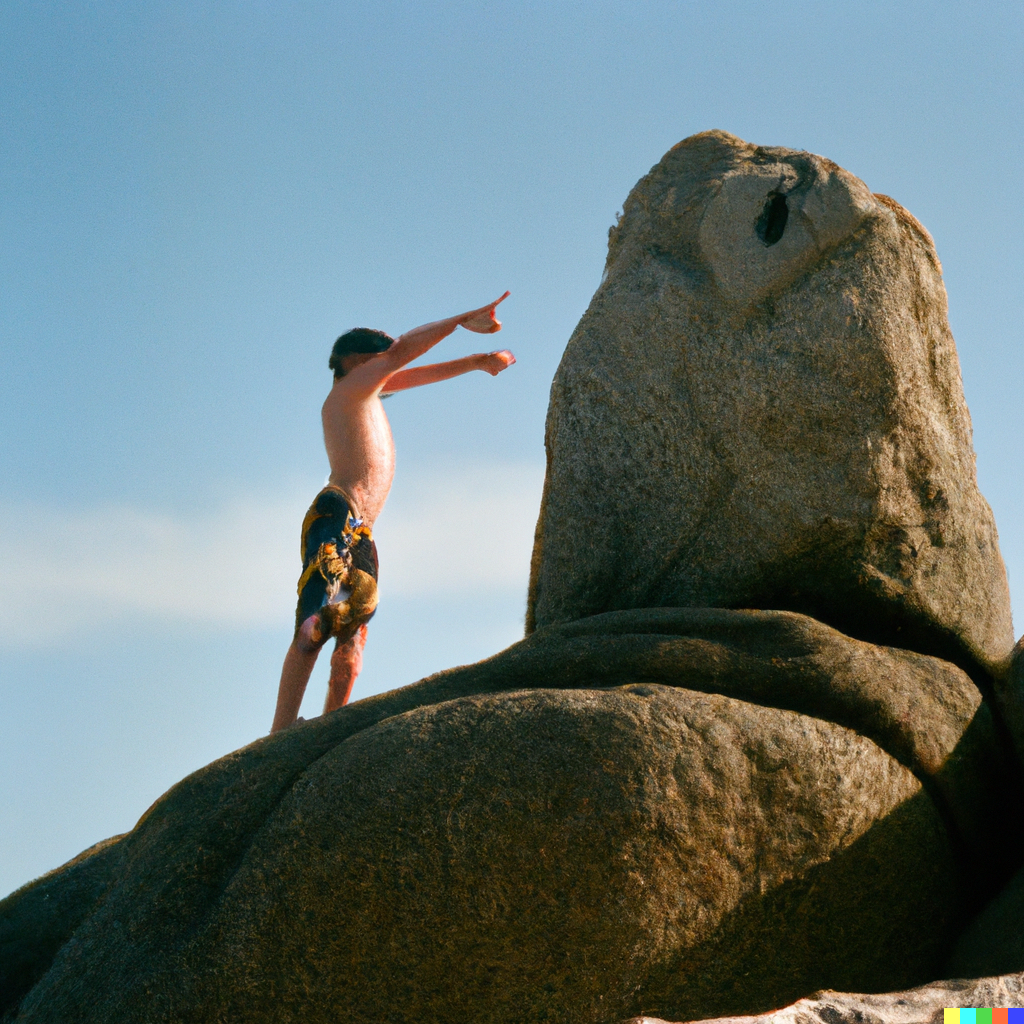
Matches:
[295,614,329,654]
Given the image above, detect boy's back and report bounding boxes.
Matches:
[270,293,514,733]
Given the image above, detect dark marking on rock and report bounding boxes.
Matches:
[757,192,789,246]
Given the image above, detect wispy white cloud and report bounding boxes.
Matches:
[375,462,543,596]
[0,463,544,647]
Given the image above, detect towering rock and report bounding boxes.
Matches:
[527,131,1012,679]
[3,134,1021,1024]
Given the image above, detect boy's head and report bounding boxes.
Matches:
[329,328,395,378]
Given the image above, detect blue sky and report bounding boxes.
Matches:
[2,0,1021,897]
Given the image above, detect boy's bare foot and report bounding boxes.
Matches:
[461,291,510,334]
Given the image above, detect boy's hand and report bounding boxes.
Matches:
[461,291,510,334]
[480,350,516,376]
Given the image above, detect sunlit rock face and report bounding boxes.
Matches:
[527,130,1012,679]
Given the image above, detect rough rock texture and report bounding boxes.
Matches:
[4,609,1021,1024]
[0,837,125,1017]
[631,972,1024,1024]
[526,131,1012,680]
[6,134,1022,1022]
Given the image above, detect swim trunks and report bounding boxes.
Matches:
[294,486,379,646]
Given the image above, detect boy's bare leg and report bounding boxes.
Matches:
[324,624,368,713]
[271,618,323,733]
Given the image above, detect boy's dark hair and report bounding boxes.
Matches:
[329,328,395,378]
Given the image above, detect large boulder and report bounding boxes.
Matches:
[527,131,1012,680]
[4,610,1020,1024]
[5,135,1020,1022]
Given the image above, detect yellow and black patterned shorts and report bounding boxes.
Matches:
[295,486,379,636]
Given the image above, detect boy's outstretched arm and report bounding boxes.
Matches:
[382,350,515,394]
[340,292,510,395]
[388,291,509,364]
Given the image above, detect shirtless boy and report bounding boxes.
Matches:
[270,292,514,733]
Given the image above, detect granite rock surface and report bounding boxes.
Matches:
[4,133,1022,1023]
[527,131,1012,680]
[4,610,1020,1024]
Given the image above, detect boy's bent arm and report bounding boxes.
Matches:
[382,350,515,393]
